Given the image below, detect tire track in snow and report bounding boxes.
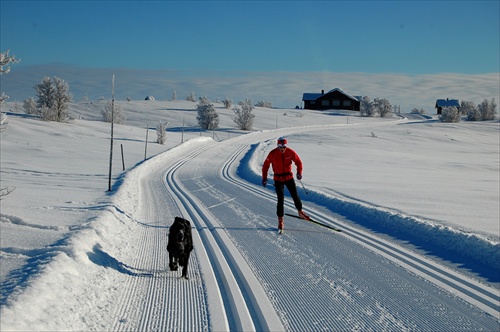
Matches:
[164,147,285,332]
[222,143,500,320]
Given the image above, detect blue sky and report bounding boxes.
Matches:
[1,1,499,109]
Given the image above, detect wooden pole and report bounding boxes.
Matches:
[144,124,149,160]
[121,144,125,171]
[107,75,115,191]
[181,118,185,143]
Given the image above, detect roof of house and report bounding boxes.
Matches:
[302,88,359,101]
[302,93,323,101]
[435,99,460,108]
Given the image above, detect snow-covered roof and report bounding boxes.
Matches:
[435,99,460,108]
[302,93,323,101]
[302,88,359,101]
[327,88,359,101]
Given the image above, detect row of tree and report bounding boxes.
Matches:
[440,99,497,123]
[196,96,255,131]
[360,96,393,117]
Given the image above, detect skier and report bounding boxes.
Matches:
[262,137,310,233]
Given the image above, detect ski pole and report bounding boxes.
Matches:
[299,179,308,195]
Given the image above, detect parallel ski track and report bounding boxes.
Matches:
[222,143,500,320]
[111,166,210,331]
[163,146,285,332]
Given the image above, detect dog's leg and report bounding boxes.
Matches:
[169,253,178,271]
[181,253,190,279]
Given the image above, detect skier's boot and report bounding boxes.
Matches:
[278,216,284,234]
[298,210,310,220]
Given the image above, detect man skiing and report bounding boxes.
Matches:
[262,137,310,233]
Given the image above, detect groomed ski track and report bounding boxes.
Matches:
[67,122,497,331]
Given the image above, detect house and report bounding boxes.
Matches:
[302,88,361,111]
[435,98,460,114]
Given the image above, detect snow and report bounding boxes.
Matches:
[1,100,499,331]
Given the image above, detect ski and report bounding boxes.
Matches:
[285,213,341,232]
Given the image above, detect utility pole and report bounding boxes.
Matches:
[107,75,115,191]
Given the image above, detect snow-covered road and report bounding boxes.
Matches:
[103,126,498,331]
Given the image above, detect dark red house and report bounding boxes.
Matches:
[302,88,361,111]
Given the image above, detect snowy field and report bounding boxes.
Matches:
[0,100,499,331]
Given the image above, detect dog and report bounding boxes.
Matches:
[167,216,193,279]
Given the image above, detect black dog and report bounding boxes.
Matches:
[167,216,193,279]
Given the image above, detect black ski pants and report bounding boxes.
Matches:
[274,178,302,217]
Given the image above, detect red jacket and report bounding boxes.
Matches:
[262,147,303,182]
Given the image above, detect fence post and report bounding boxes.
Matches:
[121,144,125,171]
[144,124,148,160]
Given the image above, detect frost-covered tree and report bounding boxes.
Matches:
[440,106,461,123]
[0,50,20,104]
[23,97,38,115]
[101,100,125,124]
[196,96,219,130]
[411,108,426,114]
[372,98,392,117]
[0,92,9,104]
[360,96,373,117]
[0,50,20,75]
[466,99,497,121]
[360,96,392,117]
[53,77,72,121]
[35,77,56,110]
[466,107,482,121]
[157,121,167,144]
[460,101,476,116]
[255,100,273,108]
[186,91,196,102]
[233,98,255,130]
[35,76,72,122]
[477,98,497,121]
[222,97,232,109]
